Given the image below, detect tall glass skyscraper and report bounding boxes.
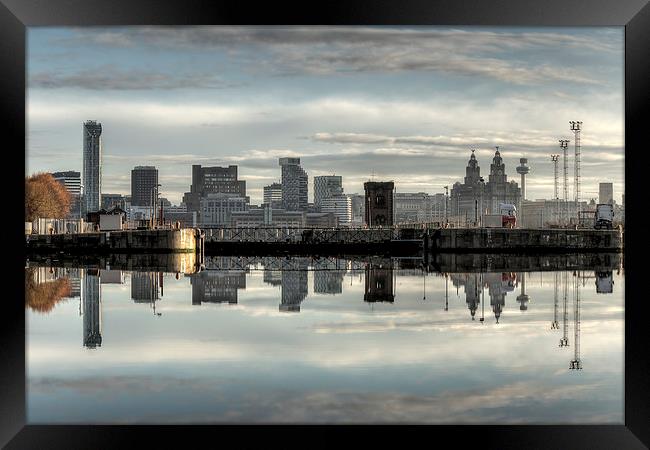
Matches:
[279,157,308,211]
[82,120,102,213]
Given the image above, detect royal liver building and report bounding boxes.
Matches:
[451,149,521,220]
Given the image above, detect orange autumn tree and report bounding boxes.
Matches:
[25,173,72,222]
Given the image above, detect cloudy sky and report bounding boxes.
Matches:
[26,26,624,205]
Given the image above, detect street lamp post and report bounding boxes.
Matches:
[150,184,161,229]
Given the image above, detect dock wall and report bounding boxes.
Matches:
[26,229,200,254]
[430,228,622,252]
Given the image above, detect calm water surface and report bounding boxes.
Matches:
[26,256,624,424]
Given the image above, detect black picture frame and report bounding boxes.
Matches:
[2,0,648,448]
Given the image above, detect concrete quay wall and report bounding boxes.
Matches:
[26,229,199,253]
[430,228,622,252]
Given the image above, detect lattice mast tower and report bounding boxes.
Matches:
[570,121,582,222]
[551,154,560,224]
[559,140,570,224]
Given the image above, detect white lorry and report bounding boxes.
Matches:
[594,204,614,229]
[482,203,517,228]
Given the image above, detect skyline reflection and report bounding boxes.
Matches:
[26,254,623,424]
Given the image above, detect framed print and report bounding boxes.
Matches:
[2,0,649,448]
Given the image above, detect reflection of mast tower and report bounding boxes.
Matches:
[364,263,395,303]
[560,271,569,347]
[551,272,559,330]
[570,271,582,369]
[516,272,530,311]
[82,268,102,349]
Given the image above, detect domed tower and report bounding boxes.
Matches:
[464,150,481,185]
[489,148,507,184]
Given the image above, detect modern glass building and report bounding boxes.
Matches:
[51,170,82,219]
[313,175,343,209]
[279,157,308,211]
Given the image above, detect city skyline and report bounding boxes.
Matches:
[27,26,624,205]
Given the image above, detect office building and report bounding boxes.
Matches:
[82,120,102,213]
[182,165,247,224]
[199,193,249,227]
[348,193,365,226]
[279,157,308,211]
[314,175,343,209]
[131,166,159,207]
[320,195,351,227]
[599,182,614,205]
[394,192,433,224]
[101,193,126,211]
[263,182,283,208]
[51,171,82,219]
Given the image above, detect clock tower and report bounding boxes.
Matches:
[489,148,507,184]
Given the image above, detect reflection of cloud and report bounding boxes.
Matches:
[28,375,620,424]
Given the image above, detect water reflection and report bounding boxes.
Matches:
[26,254,623,423]
[82,269,102,349]
[24,266,72,313]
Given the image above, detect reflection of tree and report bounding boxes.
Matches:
[25,268,71,313]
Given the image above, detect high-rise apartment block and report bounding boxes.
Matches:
[82,120,102,213]
[279,157,308,211]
